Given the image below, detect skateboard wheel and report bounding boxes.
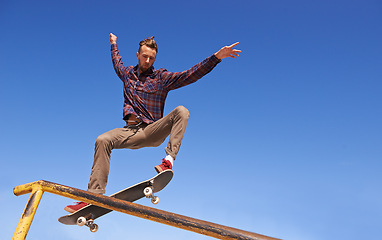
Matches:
[144,187,153,197]
[76,217,86,226]
[151,196,159,204]
[90,223,99,233]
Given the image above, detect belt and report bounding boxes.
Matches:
[124,114,147,128]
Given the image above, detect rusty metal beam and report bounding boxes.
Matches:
[14,180,281,240]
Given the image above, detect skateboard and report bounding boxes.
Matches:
[58,169,173,232]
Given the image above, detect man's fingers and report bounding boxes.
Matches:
[228,42,241,57]
[214,41,241,59]
[230,49,241,57]
[230,52,240,58]
[228,42,240,48]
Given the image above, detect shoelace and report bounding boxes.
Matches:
[162,159,171,168]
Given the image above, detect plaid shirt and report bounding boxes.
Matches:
[111,44,221,124]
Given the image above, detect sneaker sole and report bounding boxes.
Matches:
[64,206,76,214]
[154,165,163,174]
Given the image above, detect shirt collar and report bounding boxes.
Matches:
[134,65,155,78]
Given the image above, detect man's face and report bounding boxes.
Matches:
[136,45,157,73]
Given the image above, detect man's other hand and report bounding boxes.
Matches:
[214,42,241,60]
[109,33,117,44]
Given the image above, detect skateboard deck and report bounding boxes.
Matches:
[58,169,173,232]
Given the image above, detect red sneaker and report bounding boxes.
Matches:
[154,159,172,173]
[64,202,89,213]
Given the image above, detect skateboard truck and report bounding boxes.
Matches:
[76,214,99,232]
[143,180,159,204]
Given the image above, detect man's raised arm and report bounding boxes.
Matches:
[109,33,130,80]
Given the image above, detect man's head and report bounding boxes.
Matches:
[136,36,157,73]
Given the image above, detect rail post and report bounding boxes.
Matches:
[12,186,44,240]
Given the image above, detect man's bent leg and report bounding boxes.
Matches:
[165,106,190,159]
[143,106,190,159]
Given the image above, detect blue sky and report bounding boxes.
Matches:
[1,0,381,239]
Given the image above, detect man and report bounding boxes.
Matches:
[65,33,241,213]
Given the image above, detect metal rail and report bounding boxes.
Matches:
[12,180,281,240]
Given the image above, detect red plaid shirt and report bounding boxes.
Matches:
[111,44,221,124]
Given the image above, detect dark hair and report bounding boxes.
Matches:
[139,36,158,53]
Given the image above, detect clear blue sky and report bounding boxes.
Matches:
[1,0,381,239]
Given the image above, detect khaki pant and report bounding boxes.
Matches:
[87,106,189,194]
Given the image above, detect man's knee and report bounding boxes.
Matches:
[175,105,190,120]
[95,134,112,147]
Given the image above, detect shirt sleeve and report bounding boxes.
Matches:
[159,54,221,91]
[111,44,130,80]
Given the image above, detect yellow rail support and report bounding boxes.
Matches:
[13,180,281,240]
[12,186,44,240]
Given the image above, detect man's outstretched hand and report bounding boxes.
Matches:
[214,42,241,60]
[109,33,117,44]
